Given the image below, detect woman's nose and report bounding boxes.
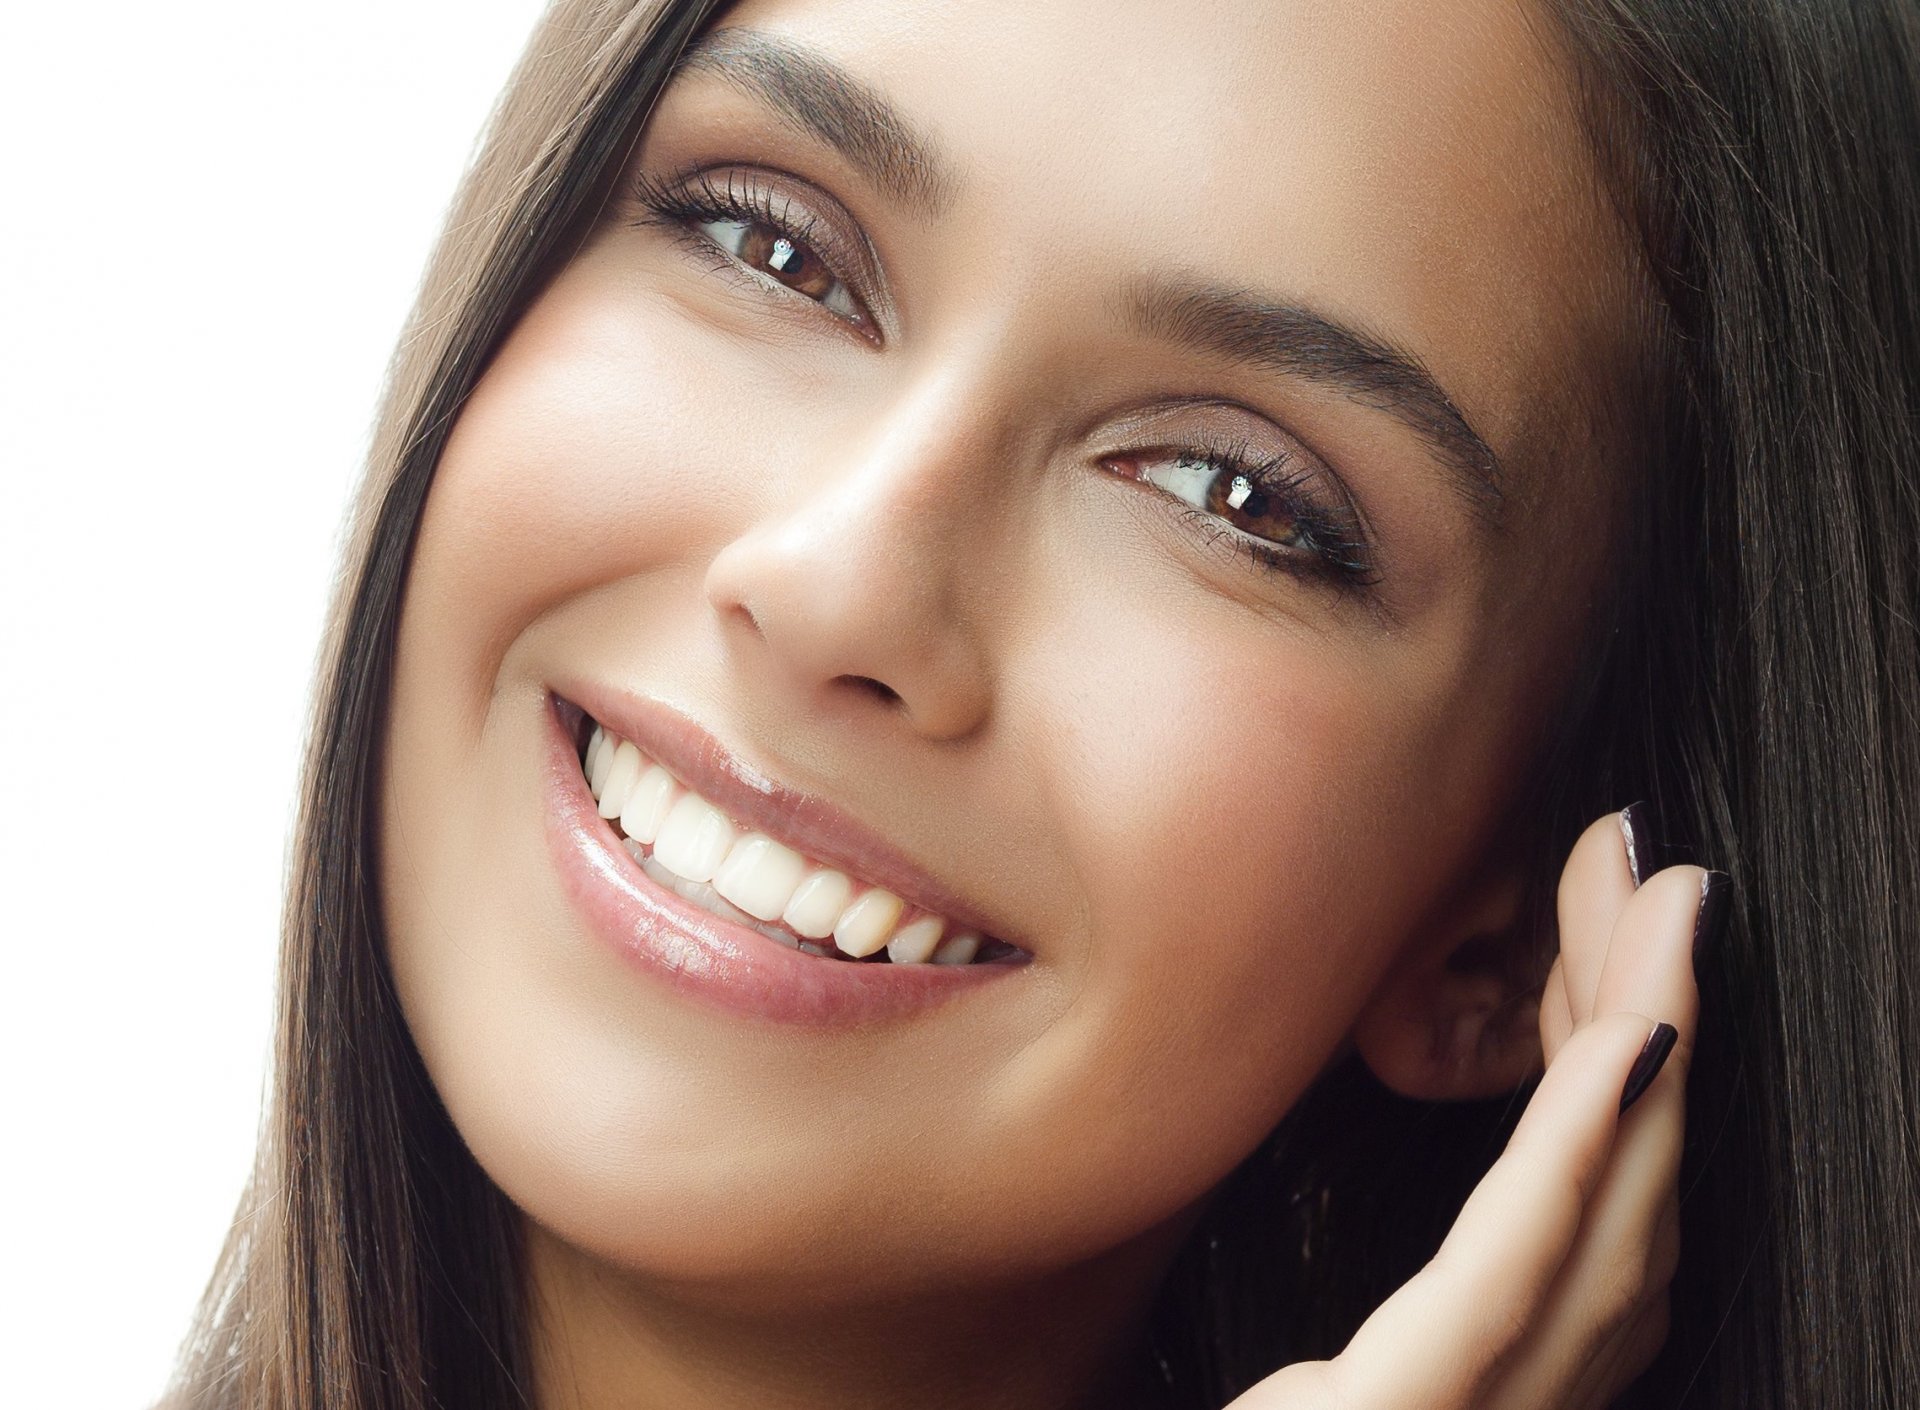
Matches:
[702,374,1004,741]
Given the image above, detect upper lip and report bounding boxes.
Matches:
[554,682,1021,951]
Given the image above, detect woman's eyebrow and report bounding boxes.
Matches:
[671,26,958,222]
[1117,278,1505,517]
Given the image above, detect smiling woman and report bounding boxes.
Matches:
[158,2,1920,1409]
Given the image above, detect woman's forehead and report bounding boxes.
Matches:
[689,0,1641,497]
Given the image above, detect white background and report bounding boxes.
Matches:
[0,3,549,1403]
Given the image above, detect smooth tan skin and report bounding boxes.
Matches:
[377,0,1696,1406]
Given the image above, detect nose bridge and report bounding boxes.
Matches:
[831,345,1027,534]
[703,344,1029,739]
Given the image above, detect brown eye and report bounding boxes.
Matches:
[736,224,833,299]
[1148,453,1309,549]
[1102,443,1378,587]
[694,213,867,324]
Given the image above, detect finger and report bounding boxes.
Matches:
[1305,1010,1673,1410]
[1556,810,1641,1027]
[1482,1086,1685,1408]
[1593,863,1707,1051]
[1482,870,1704,1408]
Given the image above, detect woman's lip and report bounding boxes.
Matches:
[541,695,1024,1027]
[548,678,1022,952]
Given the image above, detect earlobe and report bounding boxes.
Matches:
[1349,873,1549,1102]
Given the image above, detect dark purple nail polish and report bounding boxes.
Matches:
[1619,802,1653,887]
[1620,1021,1678,1113]
[1695,871,1731,960]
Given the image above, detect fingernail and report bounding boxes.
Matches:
[1695,870,1731,960]
[1619,1021,1678,1113]
[1619,802,1655,887]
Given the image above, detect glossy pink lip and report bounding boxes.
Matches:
[541,691,1028,1027]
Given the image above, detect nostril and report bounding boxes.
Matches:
[838,675,902,706]
[730,600,766,639]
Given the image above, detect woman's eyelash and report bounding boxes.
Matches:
[1144,439,1378,591]
[627,168,874,331]
[630,167,828,256]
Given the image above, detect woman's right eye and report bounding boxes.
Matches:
[693,214,867,325]
[629,168,877,335]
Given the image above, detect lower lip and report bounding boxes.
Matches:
[541,693,1024,1027]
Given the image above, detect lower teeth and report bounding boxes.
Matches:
[629,844,806,950]
[623,836,893,961]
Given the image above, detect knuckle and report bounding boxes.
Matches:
[1527,1112,1610,1210]
[1594,1245,1655,1336]
[1428,1246,1544,1360]
[1480,1291,1538,1354]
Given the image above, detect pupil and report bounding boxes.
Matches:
[1216,476,1265,518]
[769,237,800,274]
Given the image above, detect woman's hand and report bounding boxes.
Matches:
[1231,810,1715,1410]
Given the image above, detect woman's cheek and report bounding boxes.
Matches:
[1012,573,1457,1156]
[418,250,808,644]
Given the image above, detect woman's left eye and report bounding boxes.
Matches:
[693,215,867,324]
[1113,445,1377,589]
[1150,453,1314,547]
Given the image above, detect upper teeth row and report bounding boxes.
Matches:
[585,724,983,965]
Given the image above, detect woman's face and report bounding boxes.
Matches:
[382,0,1639,1313]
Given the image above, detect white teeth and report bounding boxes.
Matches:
[588,727,616,798]
[651,792,738,884]
[585,724,1002,964]
[886,915,944,965]
[780,868,854,939]
[620,764,677,845]
[636,849,759,927]
[834,888,904,958]
[712,833,808,923]
[931,931,981,965]
[597,741,643,819]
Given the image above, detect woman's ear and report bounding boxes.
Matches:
[1349,867,1547,1102]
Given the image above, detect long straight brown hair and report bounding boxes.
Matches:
[159,4,727,1404]
[162,2,1920,1406]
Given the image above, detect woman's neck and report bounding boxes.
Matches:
[522,1217,1187,1410]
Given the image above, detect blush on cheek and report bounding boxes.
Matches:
[1017,586,1443,1114]
[422,258,792,636]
